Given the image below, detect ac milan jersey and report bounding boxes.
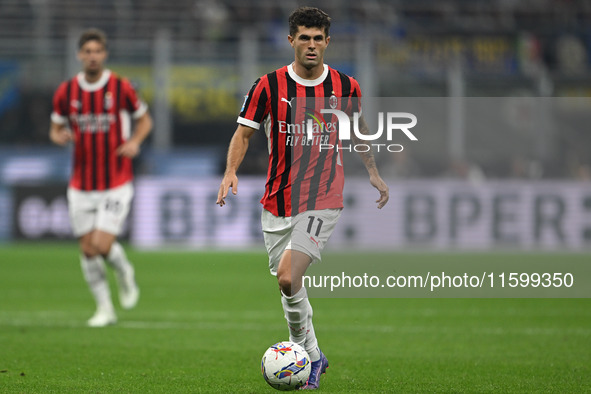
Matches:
[51,69,147,191]
[238,63,361,217]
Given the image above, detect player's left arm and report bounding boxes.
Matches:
[352,115,389,209]
[116,79,153,158]
[117,111,152,158]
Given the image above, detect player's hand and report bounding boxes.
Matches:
[370,174,389,209]
[49,128,73,146]
[116,140,141,158]
[217,173,238,207]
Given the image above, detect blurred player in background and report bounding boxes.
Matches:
[217,7,389,389]
[49,28,152,327]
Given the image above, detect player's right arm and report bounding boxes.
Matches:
[218,75,268,206]
[49,82,74,146]
[49,121,73,146]
[216,124,257,207]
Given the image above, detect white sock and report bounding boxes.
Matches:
[281,287,321,361]
[80,255,113,311]
[281,287,309,348]
[305,301,321,362]
[105,242,133,275]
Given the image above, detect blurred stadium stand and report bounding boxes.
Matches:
[1,0,591,249]
[0,0,590,179]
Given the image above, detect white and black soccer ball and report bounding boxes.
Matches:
[261,341,311,391]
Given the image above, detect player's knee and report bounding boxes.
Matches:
[94,242,111,257]
[83,238,110,257]
[79,235,100,257]
[80,244,98,258]
[277,273,293,296]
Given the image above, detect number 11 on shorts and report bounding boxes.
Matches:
[306,216,324,237]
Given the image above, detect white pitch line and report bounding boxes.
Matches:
[1,315,590,336]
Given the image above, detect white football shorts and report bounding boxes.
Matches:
[261,208,342,275]
[67,182,133,237]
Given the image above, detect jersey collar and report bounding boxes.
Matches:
[77,69,111,91]
[287,63,329,87]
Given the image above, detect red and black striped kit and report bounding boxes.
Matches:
[51,70,146,191]
[238,64,361,217]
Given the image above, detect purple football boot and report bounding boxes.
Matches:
[300,350,329,390]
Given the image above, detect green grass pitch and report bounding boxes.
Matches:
[1,244,590,393]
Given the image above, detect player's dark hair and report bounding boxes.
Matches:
[78,28,108,50]
[289,7,331,38]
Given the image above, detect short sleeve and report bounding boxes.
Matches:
[50,82,69,125]
[121,78,148,119]
[237,77,269,130]
[348,77,363,116]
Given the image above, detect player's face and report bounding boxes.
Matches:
[289,26,330,70]
[77,40,107,77]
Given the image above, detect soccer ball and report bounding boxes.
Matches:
[261,341,311,391]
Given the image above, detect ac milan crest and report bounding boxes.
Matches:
[329,93,338,109]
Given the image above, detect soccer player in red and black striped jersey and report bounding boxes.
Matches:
[50,28,152,327]
[217,7,389,389]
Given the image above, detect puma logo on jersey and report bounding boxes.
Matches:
[240,95,248,112]
[281,97,292,108]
